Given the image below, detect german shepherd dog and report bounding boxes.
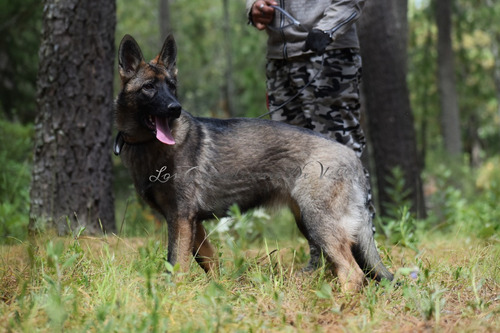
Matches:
[114,34,393,291]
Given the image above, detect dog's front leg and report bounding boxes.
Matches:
[167,219,195,272]
[193,223,219,276]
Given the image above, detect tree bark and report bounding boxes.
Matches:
[159,0,171,41]
[29,0,116,235]
[435,0,462,155]
[392,0,408,65]
[358,0,426,218]
[490,29,500,119]
[221,0,235,117]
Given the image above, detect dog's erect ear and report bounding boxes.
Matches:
[118,35,145,82]
[156,34,177,75]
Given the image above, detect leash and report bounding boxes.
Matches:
[257,5,326,119]
[266,5,301,31]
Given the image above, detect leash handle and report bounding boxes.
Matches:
[266,5,304,32]
[269,5,301,27]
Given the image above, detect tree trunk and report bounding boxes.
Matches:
[159,0,171,41]
[435,0,462,155]
[220,0,235,117]
[490,29,500,119]
[358,0,426,218]
[29,0,116,235]
[392,0,408,64]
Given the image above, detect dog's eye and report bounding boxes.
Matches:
[142,83,155,91]
[166,79,176,91]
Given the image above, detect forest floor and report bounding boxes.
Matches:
[0,231,499,332]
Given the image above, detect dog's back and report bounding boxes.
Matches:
[185,116,360,214]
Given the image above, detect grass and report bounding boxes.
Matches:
[0,226,498,332]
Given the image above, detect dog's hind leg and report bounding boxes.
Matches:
[302,212,365,292]
[193,223,219,276]
[325,238,365,292]
[290,201,323,271]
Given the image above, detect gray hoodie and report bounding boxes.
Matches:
[246,0,365,59]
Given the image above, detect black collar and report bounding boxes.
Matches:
[113,131,155,155]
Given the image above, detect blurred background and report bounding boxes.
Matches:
[0,0,499,243]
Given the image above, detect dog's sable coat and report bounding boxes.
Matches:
[115,34,393,290]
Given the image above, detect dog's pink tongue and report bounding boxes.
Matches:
[155,116,175,145]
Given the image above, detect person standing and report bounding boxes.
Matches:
[246,0,366,158]
[247,0,371,271]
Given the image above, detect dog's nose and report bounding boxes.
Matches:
[168,102,182,117]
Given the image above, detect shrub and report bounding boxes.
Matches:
[0,119,33,243]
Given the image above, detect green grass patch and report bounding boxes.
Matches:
[1,229,498,332]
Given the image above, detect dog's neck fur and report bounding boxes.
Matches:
[117,112,197,182]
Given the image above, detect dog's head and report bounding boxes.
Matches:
[115,34,181,145]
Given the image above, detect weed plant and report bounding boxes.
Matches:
[0,119,33,243]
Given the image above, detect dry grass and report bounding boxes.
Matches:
[0,232,499,332]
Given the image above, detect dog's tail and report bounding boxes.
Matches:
[352,216,394,282]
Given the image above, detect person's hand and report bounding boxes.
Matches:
[251,0,278,30]
[303,29,332,55]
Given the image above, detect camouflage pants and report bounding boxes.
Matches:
[266,48,365,157]
[267,49,376,253]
